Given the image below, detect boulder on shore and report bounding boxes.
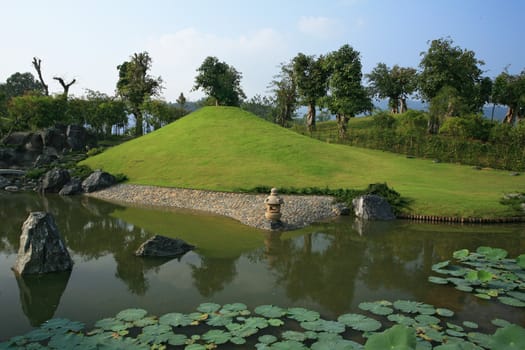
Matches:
[82,170,116,193]
[41,168,70,193]
[13,212,73,275]
[59,178,82,196]
[135,235,195,257]
[352,194,396,220]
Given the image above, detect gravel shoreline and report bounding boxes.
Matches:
[86,184,341,230]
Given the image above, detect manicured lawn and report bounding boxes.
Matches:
[81,106,525,218]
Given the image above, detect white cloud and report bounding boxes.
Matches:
[297,16,343,39]
[146,27,290,101]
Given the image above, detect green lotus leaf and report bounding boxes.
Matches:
[415,315,440,326]
[478,270,494,282]
[116,308,148,322]
[416,340,433,350]
[507,291,525,301]
[311,338,362,350]
[269,318,285,326]
[230,336,246,345]
[429,276,449,285]
[462,321,479,329]
[387,314,416,326]
[24,329,53,342]
[467,332,492,348]
[338,313,381,332]
[167,334,188,346]
[258,335,278,344]
[47,333,83,349]
[418,326,444,342]
[255,305,286,318]
[202,329,231,345]
[489,324,525,349]
[207,314,233,327]
[498,296,525,307]
[94,317,126,331]
[358,301,394,316]
[228,323,259,338]
[432,260,450,271]
[134,316,158,328]
[492,318,512,328]
[516,254,525,268]
[453,249,470,260]
[256,344,272,350]
[436,308,454,317]
[474,293,491,300]
[138,324,172,345]
[476,246,508,260]
[245,316,269,329]
[184,344,207,350]
[445,329,466,338]
[197,302,221,313]
[159,312,193,327]
[222,303,247,313]
[287,307,320,322]
[282,331,307,342]
[455,285,474,292]
[41,318,85,333]
[393,300,434,315]
[270,340,308,350]
[364,324,416,350]
[447,323,464,332]
[301,319,346,333]
[433,341,480,349]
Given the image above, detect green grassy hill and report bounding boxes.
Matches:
[81,106,524,218]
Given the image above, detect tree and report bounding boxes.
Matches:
[116,52,163,136]
[53,76,76,99]
[269,61,298,127]
[292,53,329,131]
[492,69,525,124]
[324,44,372,138]
[142,99,181,131]
[193,56,246,106]
[32,57,49,96]
[241,94,276,122]
[7,95,68,130]
[418,38,486,112]
[3,72,44,98]
[366,63,417,113]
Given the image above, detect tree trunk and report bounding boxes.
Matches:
[134,109,144,136]
[428,116,439,134]
[400,98,408,113]
[32,57,49,96]
[336,114,349,139]
[503,106,517,124]
[306,102,316,132]
[389,98,399,114]
[53,77,76,99]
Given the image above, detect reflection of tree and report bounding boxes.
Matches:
[190,257,237,297]
[14,271,71,326]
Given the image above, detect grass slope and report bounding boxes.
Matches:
[81,106,525,218]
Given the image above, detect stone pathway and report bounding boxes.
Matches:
[86,184,340,230]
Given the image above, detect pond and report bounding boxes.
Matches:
[0,191,524,341]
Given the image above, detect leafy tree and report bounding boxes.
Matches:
[324,44,372,138]
[241,94,275,122]
[193,56,246,106]
[142,99,181,131]
[292,53,329,131]
[492,69,525,124]
[7,94,68,130]
[3,72,44,98]
[269,61,298,127]
[116,51,163,136]
[366,63,417,113]
[427,86,469,133]
[78,90,128,136]
[418,38,486,112]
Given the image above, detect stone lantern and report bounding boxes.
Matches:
[264,188,284,222]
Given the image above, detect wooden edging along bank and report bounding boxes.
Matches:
[397,214,525,224]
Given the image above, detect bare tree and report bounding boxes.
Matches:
[53,76,76,98]
[31,57,49,96]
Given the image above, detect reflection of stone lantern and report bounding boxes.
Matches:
[264,188,284,222]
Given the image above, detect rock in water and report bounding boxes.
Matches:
[41,168,70,193]
[352,194,396,220]
[81,170,116,193]
[135,235,194,257]
[13,212,73,274]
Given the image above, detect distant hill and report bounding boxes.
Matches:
[81,106,523,218]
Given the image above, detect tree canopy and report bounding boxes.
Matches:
[117,51,163,136]
[193,56,246,107]
[492,70,525,124]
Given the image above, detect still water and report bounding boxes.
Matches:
[0,191,524,340]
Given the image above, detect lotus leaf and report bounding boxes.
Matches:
[159,313,193,327]
[116,308,148,322]
[255,305,286,318]
[474,293,491,300]
[137,324,172,345]
[492,318,512,328]
[453,249,470,260]
[207,314,233,327]
[269,318,285,326]
[230,336,246,345]
[338,314,382,332]
[498,296,525,307]
[429,276,449,285]
[462,321,478,329]
[433,341,481,349]
[455,285,473,292]
[287,307,320,322]
[300,319,346,333]
[436,308,454,317]
[258,335,278,344]
[476,246,508,260]
[358,301,394,315]
[94,318,126,331]
[270,340,308,350]
[467,332,491,348]
[197,302,221,313]
[507,291,525,301]
[415,314,440,326]
[416,340,433,350]
[245,316,269,329]
[167,334,188,346]
[489,324,525,349]
[393,300,434,314]
[387,314,416,326]
[516,254,525,268]
[47,332,83,349]
[364,324,416,350]
[418,327,444,342]
[432,260,450,270]
[134,316,158,328]
[222,303,247,312]
[202,329,231,345]
[227,323,259,338]
[282,331,307,342]
[311,338,362,350]
[184,344,206,350]
[447,323,464,332]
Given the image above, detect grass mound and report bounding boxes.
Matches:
[81,106,525,218]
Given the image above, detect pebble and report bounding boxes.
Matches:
[86,184,341,231]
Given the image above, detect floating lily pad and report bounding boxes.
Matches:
[230,336,246,345]
[516,254,525,268]
[415,314,440,326]
[255,305,286,318]
[134,316,158,328]
[429,276,449,285]
[301,319,346,333]
[222,303,247,313]
[116,308,148,322]
[476,246,508,260]
[492,318,512,328]
[282,331,307,342]
[387,314,416,326]
[498,296,525,307]
[338,314,382,332]
[137,324,172,345]
[507,291,525,301]
[202,329,231,345]
[287,307,320,322]
[197,302,221,313]
[269,318,285,326]
[462,321,478,329]
[159,313,193,327]
[489,324,525,349]
[364,324,416,350]
[358,301,394,316]
[207,314,233,327]
[436,308,454,317]
[432,260,450,270]
[270,340,308,350]
[453,249,470,260]
[258,335,278,344]
[311,338,362,350]
[94,317,127,331]
[167,334,188,346]
[184,344,207,350]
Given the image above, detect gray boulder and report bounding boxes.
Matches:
[59,178,82,196]
[42,127,66,152]
[0,175,10,188]
[25,133,43,152]
[135,235,194,257]
[13,212,73,275]
[82,170,115,193]
[2,132,32,149]
[41,168,70,193]
[33,153,58,168]
[66,125,87,151]
[332,202,350,216]
[352,194,396,220]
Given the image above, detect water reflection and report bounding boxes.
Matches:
[14,271,71,326]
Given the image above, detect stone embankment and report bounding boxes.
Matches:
[86,184,340,230]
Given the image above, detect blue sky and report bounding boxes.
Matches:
[1,0,524,102]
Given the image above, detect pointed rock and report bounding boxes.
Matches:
[135,235,194,257]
